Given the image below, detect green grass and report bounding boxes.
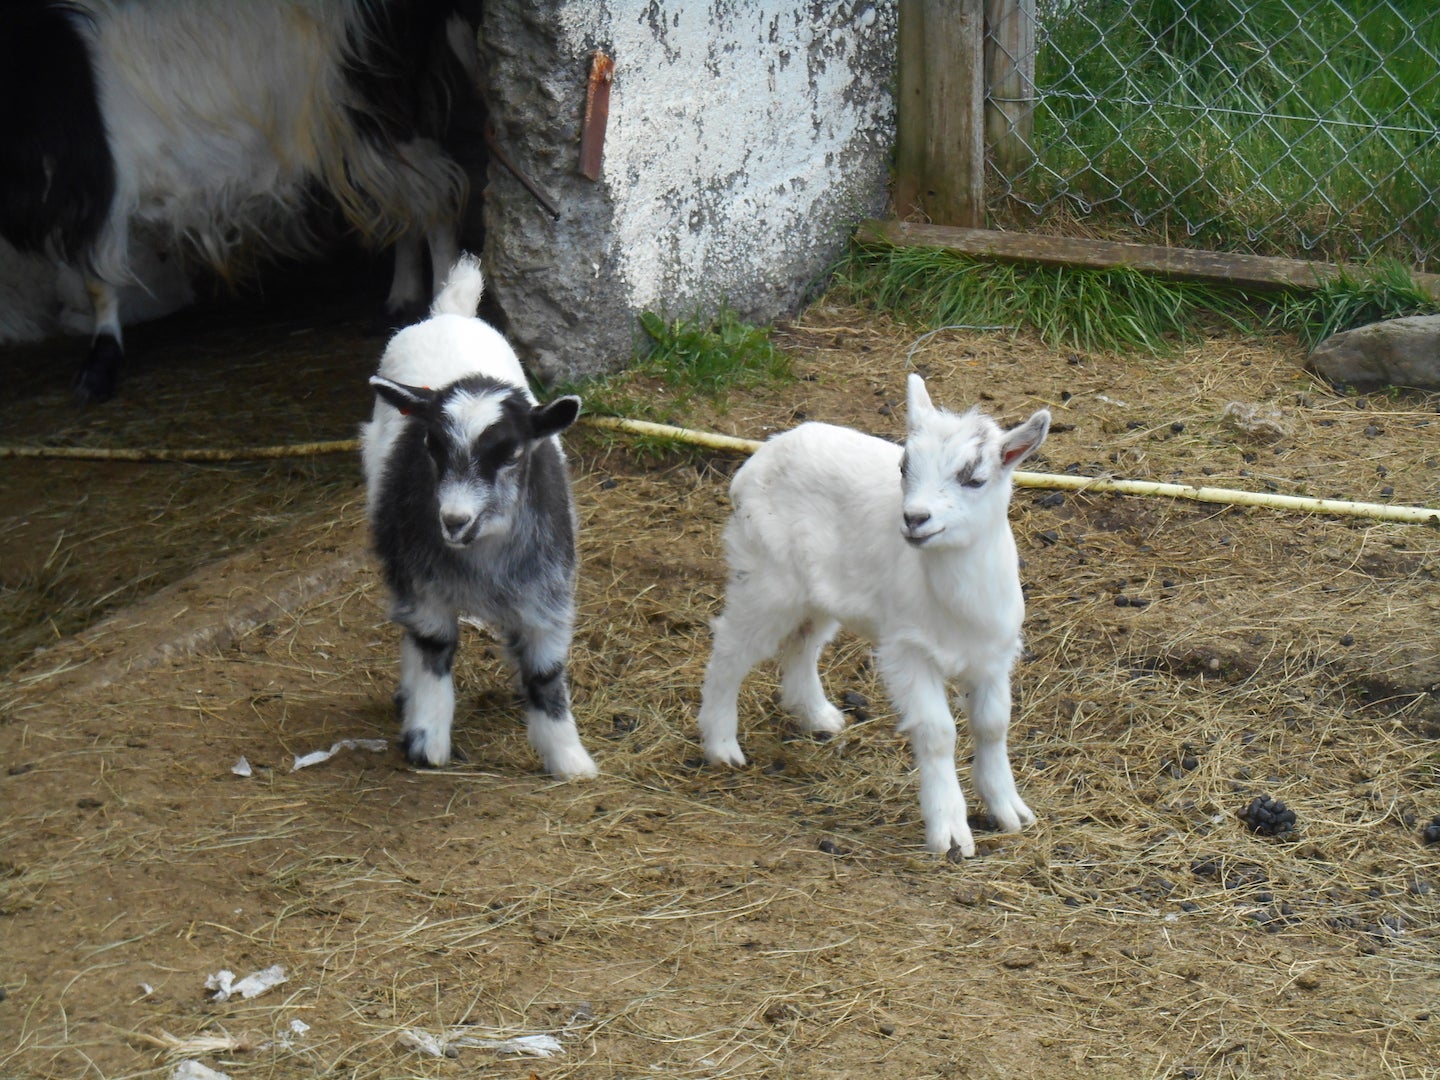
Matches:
[1012,0,1440,271]
[563,306,793,424]
[834,243,1439,356]
[635,308,792,396]
[1271,259,1440,348]
[832,243,1250,354]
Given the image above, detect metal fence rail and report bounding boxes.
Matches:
[982,0,1440,273]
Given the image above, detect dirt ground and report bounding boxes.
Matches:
[2,269,1439,1079]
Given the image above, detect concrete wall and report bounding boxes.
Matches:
[478,1,897,381]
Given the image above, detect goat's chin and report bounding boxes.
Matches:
[903,527,945,548]
[907,524,983,551]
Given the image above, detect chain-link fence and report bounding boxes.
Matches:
[984,0,1440,274]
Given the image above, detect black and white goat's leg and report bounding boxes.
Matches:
[74,278,123,404]
[504,624,597,780]
[394,605,460,767]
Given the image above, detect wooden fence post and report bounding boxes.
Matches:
[985,0,1036,176]
[894,0,985,227]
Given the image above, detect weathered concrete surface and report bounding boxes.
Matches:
[1307,315,1440,390]
[478,1,896,382]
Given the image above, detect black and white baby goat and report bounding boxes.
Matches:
[698,374,1049,856]
[361,255,597,780]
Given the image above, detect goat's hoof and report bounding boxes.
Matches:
[543,745,599,781]
[73,335,123,404]
[400,726,451,768]
[791,704,846,737]
[702,740,747,768]
[988,797,1037,834]
[926,821,976,858]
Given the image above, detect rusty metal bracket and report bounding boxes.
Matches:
[579,50,613,181]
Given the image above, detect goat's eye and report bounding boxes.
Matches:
[483,440,523,470]
[961,476,986,489]
[899,453,909,477]
[424,432,448,469]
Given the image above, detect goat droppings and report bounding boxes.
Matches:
[1239,795,1297,838]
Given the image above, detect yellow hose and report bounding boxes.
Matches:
[4,415,1436,525]
[581,416,1440,526]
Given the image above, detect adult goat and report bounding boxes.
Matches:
[0,0,470,401]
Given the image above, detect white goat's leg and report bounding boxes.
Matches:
[397,619,458,767]
[964,674,1035,833]
[881,648,973,856]
[777,617,845,735]
[426,222,459,297]
[505,624,597,781]
[385,231,426,318]
[697,600,794,767]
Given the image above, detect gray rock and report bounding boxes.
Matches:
[1306,314,1440,390]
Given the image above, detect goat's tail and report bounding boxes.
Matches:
[431,252,484,318]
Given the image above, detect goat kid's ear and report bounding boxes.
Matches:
[370,376,435,416]
[905,373,934,429]
[1001,409,1051,468]
[529,395,581,439]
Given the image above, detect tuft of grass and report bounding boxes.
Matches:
[635,307,793,397]
[832,243,1250,354]
[1270,259,1440,348]
[558,306,793,424]
[832,243,1440,356]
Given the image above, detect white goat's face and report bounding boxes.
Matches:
[369,376,580,548]
[899,374,1050,549]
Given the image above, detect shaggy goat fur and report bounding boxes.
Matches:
[0,0,468,401]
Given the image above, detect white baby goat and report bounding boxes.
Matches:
[697,374,1050,856]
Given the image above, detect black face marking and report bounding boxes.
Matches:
[956,461,986,489]
[424,431,446,473]
[423,382,544,489]
[473,430,525,476]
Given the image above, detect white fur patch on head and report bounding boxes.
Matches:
[444,386,508,445]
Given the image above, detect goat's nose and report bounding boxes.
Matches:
[441,511,472,536]
[903,510,931,531]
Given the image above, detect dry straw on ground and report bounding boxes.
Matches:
[2,291,1439,1078]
